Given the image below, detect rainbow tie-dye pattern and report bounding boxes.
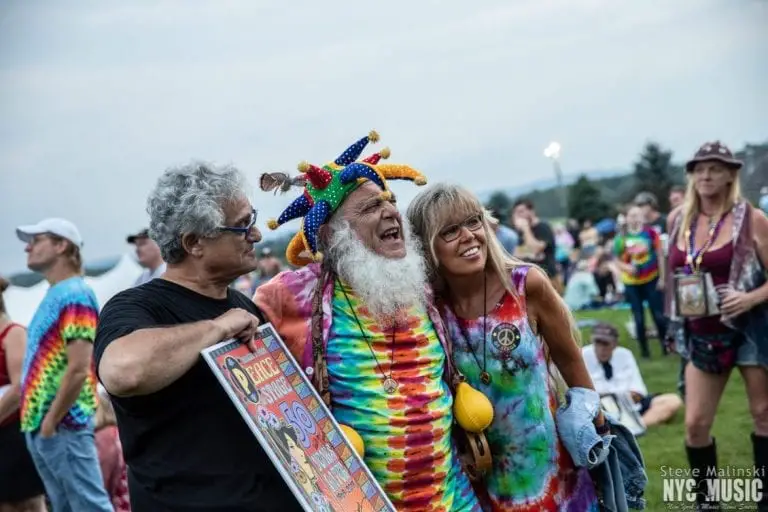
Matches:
[20,276,99,433]
[327,280,481,512]
[614,227,661,286]
[441,267,600,512]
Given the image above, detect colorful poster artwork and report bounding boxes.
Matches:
[202,323,395,512]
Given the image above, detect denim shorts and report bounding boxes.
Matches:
[687,329,759,374]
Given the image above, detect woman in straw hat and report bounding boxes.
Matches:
[665,141,768,511]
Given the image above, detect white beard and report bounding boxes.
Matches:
[325,218,428,324]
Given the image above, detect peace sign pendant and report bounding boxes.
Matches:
[383,378,398,394]
[480,371,492,385]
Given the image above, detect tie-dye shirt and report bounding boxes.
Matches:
[20,276,99,433]
[441,267,600,512]
[328,280,480,512]
[613,227,660,286]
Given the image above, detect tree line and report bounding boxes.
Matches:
[486,140,766,223]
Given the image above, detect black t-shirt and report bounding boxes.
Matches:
[519,221,558,277]
[568,228,581,249]
[94,279,301,512]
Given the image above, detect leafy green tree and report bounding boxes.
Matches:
[568,175,612,222]
[485,191,512,221]
[632,142,680,212]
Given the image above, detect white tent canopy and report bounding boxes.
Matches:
[4,254,143,326]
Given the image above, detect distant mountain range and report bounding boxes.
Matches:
[9,167,631,285]
[476,168,629,202]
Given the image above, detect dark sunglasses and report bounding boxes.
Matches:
[439,214,483,242]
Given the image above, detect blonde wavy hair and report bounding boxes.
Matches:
[406,182,576,401]
[406,184,521,299]
[677,163,743,245]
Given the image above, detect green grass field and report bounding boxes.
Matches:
[575,308,754,510]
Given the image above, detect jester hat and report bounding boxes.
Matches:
[259,130,427,266]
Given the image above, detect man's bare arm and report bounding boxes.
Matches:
[43,340,92,429]
[526,268,604,424]
[514,219,546,254]
[99,308,259,398]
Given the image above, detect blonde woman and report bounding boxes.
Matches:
[665,141,768,511]
[407,183,605,511]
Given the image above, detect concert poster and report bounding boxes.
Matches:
[202,323,395,512]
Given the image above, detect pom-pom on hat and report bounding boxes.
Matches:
[259,130,427,266]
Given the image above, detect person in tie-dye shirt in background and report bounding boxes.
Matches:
[255,131,481,511]
[15,218,112,512]
[613,205,668,358]
[407,183,606,512]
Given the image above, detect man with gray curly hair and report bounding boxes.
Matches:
[94,162,300,511]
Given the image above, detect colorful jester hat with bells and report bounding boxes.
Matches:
[259,130,427,266]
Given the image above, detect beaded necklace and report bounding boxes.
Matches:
[684,211,728,274]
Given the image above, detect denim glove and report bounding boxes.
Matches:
[556,387,615,469]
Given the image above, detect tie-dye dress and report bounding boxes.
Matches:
[327,280,481,512]
[441,267,600,512]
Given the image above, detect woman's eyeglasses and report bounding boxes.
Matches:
[439,214,483,242]
[218,209,258,237]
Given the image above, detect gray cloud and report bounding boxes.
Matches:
[1,0,766,274]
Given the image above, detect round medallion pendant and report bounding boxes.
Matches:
[480,371,492,385]
[383,378,398,394]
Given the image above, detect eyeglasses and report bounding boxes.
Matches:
[439,214,483,242]
[218,209,258,237]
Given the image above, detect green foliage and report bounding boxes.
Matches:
[567,175,614,222]
[576,309,752,511]
[631,142,682,212]
[737,143,768,204]
[485,191,513,220]
[261,231,298,266]
[516,187,571,220]
[504,176,631,222]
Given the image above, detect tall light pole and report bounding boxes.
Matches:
[544,141,568,219]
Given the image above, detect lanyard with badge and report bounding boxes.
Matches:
[674,213,727,318]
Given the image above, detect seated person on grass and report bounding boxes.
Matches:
[563,259,601,311]
[582,322,682,427]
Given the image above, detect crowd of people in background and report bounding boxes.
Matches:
[0,213,287,512]
[499,186,685,359]
[0,139,766,511]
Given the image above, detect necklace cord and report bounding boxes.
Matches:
[336,277,395,383]
[685,211,728,273]
[459,273,487,376]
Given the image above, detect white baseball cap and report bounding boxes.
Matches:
[16,218,84,248]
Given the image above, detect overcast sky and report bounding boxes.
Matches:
[1,0,766,275]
